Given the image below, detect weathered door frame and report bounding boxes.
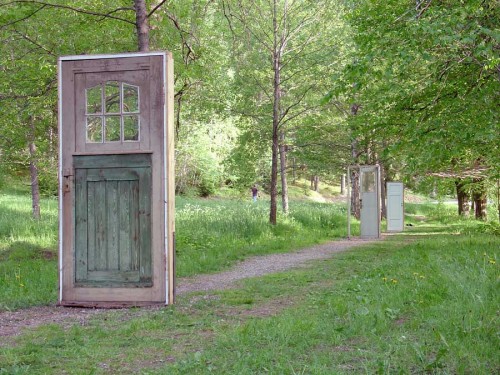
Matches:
[58,52,175,307]
[346,165,381,239]
[386,182,404,232]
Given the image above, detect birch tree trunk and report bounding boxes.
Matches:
[279,131,289,214]
[269,31,281,225]
[28,116,40,220]
[269,0,283,225]
[350,104,361,219]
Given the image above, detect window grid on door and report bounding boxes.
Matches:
[85,81,140,143]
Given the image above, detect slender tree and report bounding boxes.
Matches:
[223,0,350,224]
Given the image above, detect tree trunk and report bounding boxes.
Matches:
[379,164,387,219]
[314,175,319,192]
[270,117,279,224]
[349,105,361,219]
[269,0,282,225]
[350,169,360,220]
[134,0,149,52]
[279,131,289,214]
[472,178,487,220]
[28,116,40,220]
[292,157,296,184]
[455,178,470,216]
[340,174,346,195]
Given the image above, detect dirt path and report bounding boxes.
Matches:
[0,237,380,340]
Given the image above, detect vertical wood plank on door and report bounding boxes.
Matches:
[107,180,119,270]
[75,169,88,282]
[131,179,140,271]
[95,180,107,270]
[119,180,131,271]
[140,167,152,279]
[87,180,96,272]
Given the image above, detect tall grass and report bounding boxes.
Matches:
[0,188,58,310]
[175,198,353,276]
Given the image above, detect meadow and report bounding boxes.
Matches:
[0,186,499,374]
[0,185,355,311]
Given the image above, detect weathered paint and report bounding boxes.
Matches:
[58,52,174,306]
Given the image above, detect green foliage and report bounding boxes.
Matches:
[175,118,239,196]
[334,0,499,194]
[225,127,271,191]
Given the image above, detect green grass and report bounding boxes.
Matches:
[1,226,498,374]
[176,197,353,276]
[1,187,499,374]
[0,189,356,311]
[0,188,58,311]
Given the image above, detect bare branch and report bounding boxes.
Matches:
[154,8,197,64]
[0,3,46,30]
[279,103,323,129]
[416,0,432,19]
[147,0,168,18]
[224,1,273,51]
[0,77,56,101]
[279,86,313,126]
[293,142,351,151]
[0,1,135,25]
[12,29,54,55]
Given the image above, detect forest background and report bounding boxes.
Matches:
[0,0,498,223]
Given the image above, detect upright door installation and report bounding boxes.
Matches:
[359,165,381,238]
[386,182,404,232]
[58,52,175,307]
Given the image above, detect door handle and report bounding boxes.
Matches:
[62,169,73,194]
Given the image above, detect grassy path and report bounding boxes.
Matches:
[1,237,378,340]
[1,190,499,373]
[1,226,498,374]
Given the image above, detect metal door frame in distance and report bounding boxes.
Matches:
[346,165,381,239]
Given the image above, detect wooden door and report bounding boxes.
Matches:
[59,53,175,306]
[74,154,152,287]
[360,166,380,238]
[386,182,404,232]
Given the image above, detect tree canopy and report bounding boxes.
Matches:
[0,0,498,221]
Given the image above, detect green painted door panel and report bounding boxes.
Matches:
[74,154,152,287]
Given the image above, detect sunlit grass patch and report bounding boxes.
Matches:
[175,197,353,276]
[0,191,355,311]
[0,191,58,311]
[167,233,499,374]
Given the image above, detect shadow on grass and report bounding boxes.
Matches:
[0,241,56,262]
